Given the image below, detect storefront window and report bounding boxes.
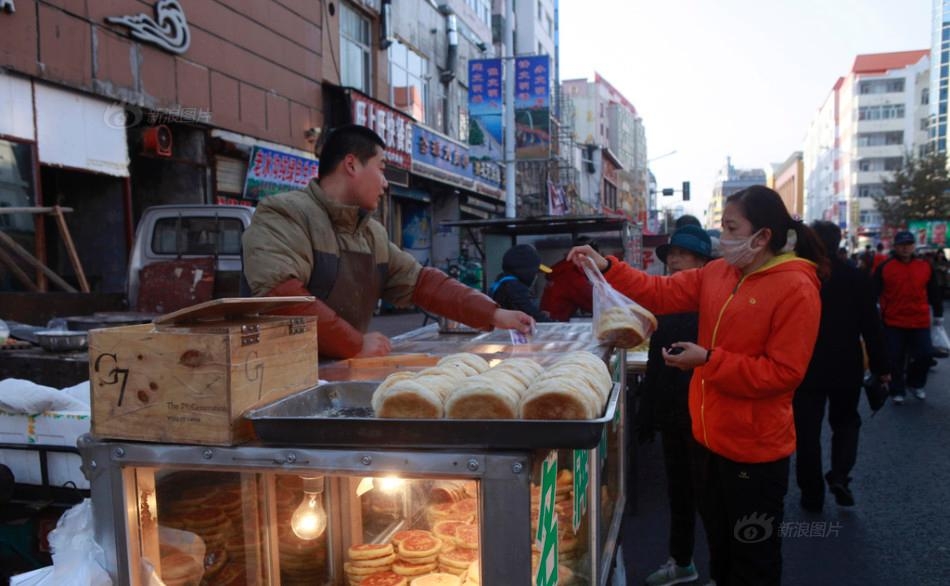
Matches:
[341,3,372,94]
[389,40,428,123]
[0,138,37,291]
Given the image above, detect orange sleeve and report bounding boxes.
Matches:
[602,256,702,315]
[263,278,364,359]
[703,279,821,399]
[411,267,499,330]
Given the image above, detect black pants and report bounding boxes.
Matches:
[793,385,862,505]
[692,444,789,586]
[660,424,697,566]
[884,326,933,395]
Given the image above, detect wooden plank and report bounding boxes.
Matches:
[343,353,439,369]
[154,296,314,326]
[0,206,74,215]
[0,244,39,291]
[0,230,77,292]
[53,206,90,293]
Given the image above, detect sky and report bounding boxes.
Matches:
[558,0,933,224]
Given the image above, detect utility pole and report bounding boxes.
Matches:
[503,0,516,218]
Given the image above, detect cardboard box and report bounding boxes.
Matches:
[0,410,90,489]
[89,297,318,445]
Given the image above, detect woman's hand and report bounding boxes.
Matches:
[662,342,708,371]
[567,245,608,272]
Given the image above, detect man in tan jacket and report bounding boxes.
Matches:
[242,125,534,359]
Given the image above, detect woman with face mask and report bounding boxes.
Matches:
[568,185,828,586]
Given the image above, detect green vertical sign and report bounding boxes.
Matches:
[572,449,590,534]
[536,450,560,586]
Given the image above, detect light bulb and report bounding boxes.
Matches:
[291,476,327,540]
[377,476,405,492]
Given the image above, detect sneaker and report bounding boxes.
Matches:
[911,387,926,400]
[645,558,699,586]
[826,473,855,507]
[892,394,905,405]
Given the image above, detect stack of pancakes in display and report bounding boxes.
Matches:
[373,352,612,420]
[595,304,657,348]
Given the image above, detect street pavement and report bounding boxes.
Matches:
[371,305,950,585]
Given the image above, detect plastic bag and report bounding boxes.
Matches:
[12,499,112,586]
[581,257,657,348]
[932,323,949,358]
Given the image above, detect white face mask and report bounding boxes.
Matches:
[720,229,765,269]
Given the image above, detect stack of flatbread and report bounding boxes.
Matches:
[373,352,612,420]
[373,354,490,418]
[520,351,612,419]
[595,304,657,348]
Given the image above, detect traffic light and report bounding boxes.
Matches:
[682,181,691,201]
[661,188,674,196]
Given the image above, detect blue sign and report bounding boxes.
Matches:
[514,55,551,160]
[413,125,473,181]
[468,58,504,162]
[243,146,319,201]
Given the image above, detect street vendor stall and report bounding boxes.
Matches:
[78,322,631,586]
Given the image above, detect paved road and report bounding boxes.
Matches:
[370,307,950,585]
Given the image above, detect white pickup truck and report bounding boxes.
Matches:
[127,205,254,312]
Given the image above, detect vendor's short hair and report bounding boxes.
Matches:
[318,125,386,177]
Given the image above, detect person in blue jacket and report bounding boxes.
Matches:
[489,244,553,322]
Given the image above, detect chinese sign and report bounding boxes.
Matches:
[514,55,551,159]
[535,451,560,586]
[468,58,504,163]
[350,91,413,170]
[907,219,949,247]
[242,146,319,201]
[413,124,472,182]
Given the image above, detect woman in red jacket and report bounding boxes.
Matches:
[569,186,828,586]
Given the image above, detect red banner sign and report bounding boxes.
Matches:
[350,92,413,170]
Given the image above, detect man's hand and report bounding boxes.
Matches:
[355,332,392,357]
[492,308,535,334]
[567,245,608,272]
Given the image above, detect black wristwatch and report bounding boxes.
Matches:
[600,258,612,273]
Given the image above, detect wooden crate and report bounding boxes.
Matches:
[89,297,318,445]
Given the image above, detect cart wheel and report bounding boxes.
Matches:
[0,464,13,504]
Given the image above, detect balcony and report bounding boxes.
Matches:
[852,170,896,185]
[853,144,904,159]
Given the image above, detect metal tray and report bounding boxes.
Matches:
[245,380,622,450]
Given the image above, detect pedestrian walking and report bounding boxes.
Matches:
[872,231,944,403]
[794,221,890,512]
[638,225,713,586]
[242,125,533,359]
[568,185,827,586]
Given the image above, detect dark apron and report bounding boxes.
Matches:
[319,249,383,333]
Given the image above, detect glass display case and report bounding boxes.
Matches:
[79,334,627,586]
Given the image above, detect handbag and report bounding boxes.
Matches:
[863,372,889,416]
[932,323,949,358]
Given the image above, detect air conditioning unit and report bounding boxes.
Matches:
[142,125,173,157]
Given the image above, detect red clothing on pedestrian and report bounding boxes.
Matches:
[871,252,888,273]
[602,253,821,463]
[876,257,935,329]
[540,259,594,321]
